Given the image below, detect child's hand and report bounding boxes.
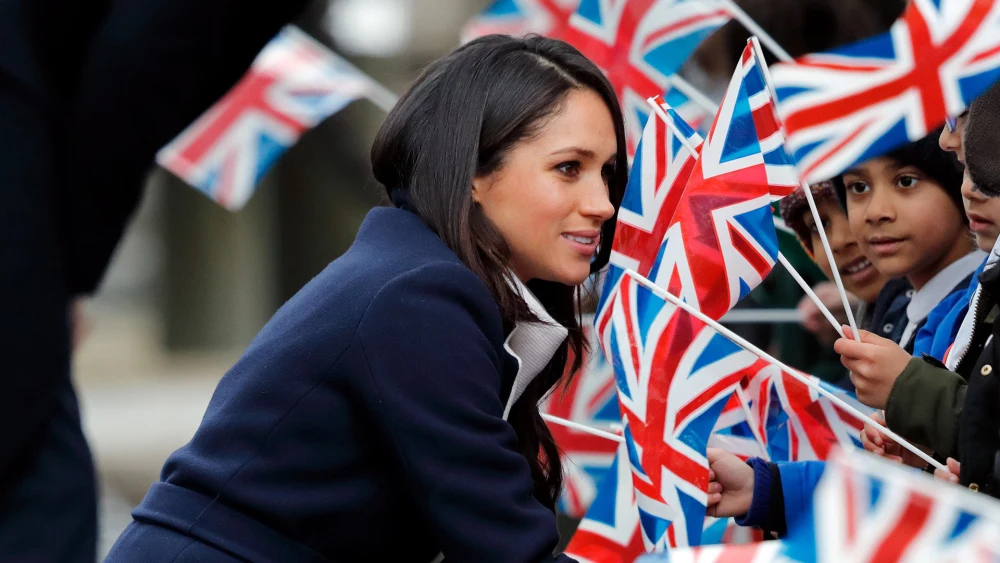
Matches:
[798,283,846,344]
[861,412,931,468]
[834,327,911,409]
[706,448,754,518]
[861,412,892,456]
[934,458,961,484]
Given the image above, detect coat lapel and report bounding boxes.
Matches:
[501,278,568,421]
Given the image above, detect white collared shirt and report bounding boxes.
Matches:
[899,250,986,348]
[501,276,569,420]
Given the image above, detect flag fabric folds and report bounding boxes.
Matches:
[460,0,579,43]
[782,450,1000,563]
[595,270,758,550]
[157,26,374,210]
[605,42,795,322]
[742,361,870,462]
[557,0,732,154]
[770,0,1000,184]
[542,319,620,518]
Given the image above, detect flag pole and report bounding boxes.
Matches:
[721,0,793,62]
[627,268,945,471]
[748,37,864,343]
[541,413,624,443]
[664,74,719,114]
[777,253,846,338]
[649,97,847,338]
[734,386,771,462]
[646,97,701,155]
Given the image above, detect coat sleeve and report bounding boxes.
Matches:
[885,357,966,458]
[355,262,574,563]
[775,461,826,534]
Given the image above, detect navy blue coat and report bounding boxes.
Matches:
[106,206,574,562]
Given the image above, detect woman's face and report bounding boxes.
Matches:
[472,88,618,286]
[803,198,888,304]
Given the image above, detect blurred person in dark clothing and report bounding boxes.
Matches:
[0,0,309,559]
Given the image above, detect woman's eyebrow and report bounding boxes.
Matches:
[548,146,596,158]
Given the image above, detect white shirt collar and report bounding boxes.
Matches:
[905,250,985,327]
[501,276,569,421]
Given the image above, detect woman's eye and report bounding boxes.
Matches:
[601,163,615,184]
[847,182,870,195]
[556,161,581,177]
[897,175,918,189]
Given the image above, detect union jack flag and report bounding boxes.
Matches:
[635,541,782,562]
[634,42,797,321]
[782,450,1000,563]
[708,389,768,462]
[543,317,620,518]
[557,0,731,153]
[598,95,702,316]
[743,361,869,462]
[565,440,645,563]
[770,0,1000,184]
[157,26,373,210]
[460,0,578,42]
[596,270,758,550]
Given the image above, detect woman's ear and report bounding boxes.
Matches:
[471,174,490,205]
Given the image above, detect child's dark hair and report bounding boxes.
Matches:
[834,128,965,220]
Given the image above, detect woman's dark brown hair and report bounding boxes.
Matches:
[370,34,627,509]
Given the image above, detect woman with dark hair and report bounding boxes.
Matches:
[104,34,627,563]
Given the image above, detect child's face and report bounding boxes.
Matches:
[843,157,972,288]
[802,198,888,303]
[962,170,1000,252]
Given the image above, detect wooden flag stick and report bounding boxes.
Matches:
[627,268,945,471]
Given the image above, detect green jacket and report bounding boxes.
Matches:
[886,357,966,458]
[886,265,999,463]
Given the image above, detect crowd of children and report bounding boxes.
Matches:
[706,81,1000,533]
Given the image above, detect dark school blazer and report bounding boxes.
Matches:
[104,205,575,562]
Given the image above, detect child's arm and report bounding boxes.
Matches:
[707,449,825,538]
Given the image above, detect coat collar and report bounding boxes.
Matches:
[501,277,568,420]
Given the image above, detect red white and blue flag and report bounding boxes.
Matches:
[157,26,374,210]
[566,437,646,563]
[595,270,758,550]
[770,0,1000,183]
[636,541,782,563]
[782,450,1000,562]
[460,0,578,42]
[613,42,796,322]
[601,94,703,312]
[557,0,731,154]
[543,318,620,518]
[744,361,869,463]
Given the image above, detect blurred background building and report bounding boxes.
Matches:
[73,0,904,555]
